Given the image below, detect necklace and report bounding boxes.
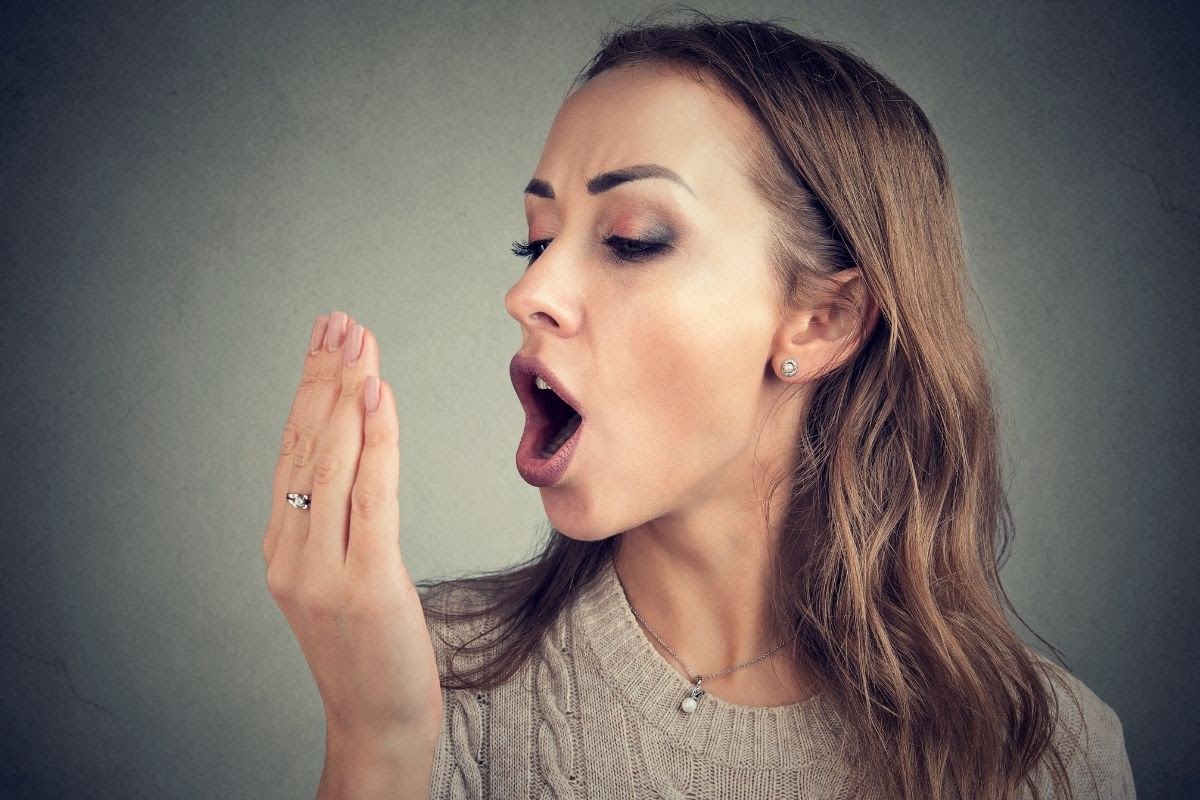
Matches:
[627,601,798,714]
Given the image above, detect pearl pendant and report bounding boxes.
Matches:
[680,681,706,714]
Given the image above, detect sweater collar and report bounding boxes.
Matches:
[572,555,849,769]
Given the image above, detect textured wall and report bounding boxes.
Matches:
[1,1,1195,797]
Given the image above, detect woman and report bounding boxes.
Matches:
[263,11,1136,799]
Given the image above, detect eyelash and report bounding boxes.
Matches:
[510,236,668,267]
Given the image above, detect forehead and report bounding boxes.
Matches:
[531,62,762,202]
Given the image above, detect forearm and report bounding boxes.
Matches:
[316,721,441,800]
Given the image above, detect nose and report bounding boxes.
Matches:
[504,254,580,337]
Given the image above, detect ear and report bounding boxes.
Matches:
[771,268,880,382]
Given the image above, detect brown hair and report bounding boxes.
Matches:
[420,7,1085,798]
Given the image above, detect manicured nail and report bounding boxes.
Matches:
[344,323,365,365]
[309,315,329,355]
[364,375,380,414]
[325,310,347,351]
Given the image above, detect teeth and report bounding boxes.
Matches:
[535,375,551,391]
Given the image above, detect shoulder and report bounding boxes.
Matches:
[418,577,494,623]
[417,578,502,675]
[1026,650,1137,799]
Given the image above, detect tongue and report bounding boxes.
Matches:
[540,412,582,458]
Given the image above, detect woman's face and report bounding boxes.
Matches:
[505,62,799,540]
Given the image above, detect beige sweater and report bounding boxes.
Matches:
[422,557,1135,798]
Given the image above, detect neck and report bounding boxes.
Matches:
[608,375,817,706]
[610,500,813,704]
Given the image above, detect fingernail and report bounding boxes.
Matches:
[309,315,329,355]
[364,375,380,414]
[345,323,365,365]
[325,310,347,351]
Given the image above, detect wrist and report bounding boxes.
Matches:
[324,692,445,748]
[324,716,441,764]
[319,718,442,800]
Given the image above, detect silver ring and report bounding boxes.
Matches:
[286,492,311,510]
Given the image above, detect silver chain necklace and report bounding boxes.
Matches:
[628,602,798,714]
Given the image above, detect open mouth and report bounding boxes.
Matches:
[509,354,587,486]
[531,376,583,459]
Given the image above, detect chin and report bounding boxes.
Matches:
[543,496,623,543]
[547,519,618,544]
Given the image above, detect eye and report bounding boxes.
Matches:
[510,235,671,268]
[604,235,668,264]
[511,238,550,267]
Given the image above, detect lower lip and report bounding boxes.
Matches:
[515,416,584,487]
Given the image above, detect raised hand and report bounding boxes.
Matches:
[263,311,443,794]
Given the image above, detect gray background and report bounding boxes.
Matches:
[1,1,1196,797]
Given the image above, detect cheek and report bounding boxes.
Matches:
[595,248,774,454]
[615,301,753,448]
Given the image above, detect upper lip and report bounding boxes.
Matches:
[509,353,586,421]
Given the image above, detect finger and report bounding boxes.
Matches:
[307,323,380,566]
[346,376,404,578]
[264,312,329,566]
[271,309,351,567]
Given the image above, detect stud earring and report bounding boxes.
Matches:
[780,358,797,378]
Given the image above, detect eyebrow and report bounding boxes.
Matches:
[523,163,695,199]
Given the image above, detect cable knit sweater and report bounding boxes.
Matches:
[421,557,1135,798]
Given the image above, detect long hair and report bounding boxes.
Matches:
[420,8,1081,798]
